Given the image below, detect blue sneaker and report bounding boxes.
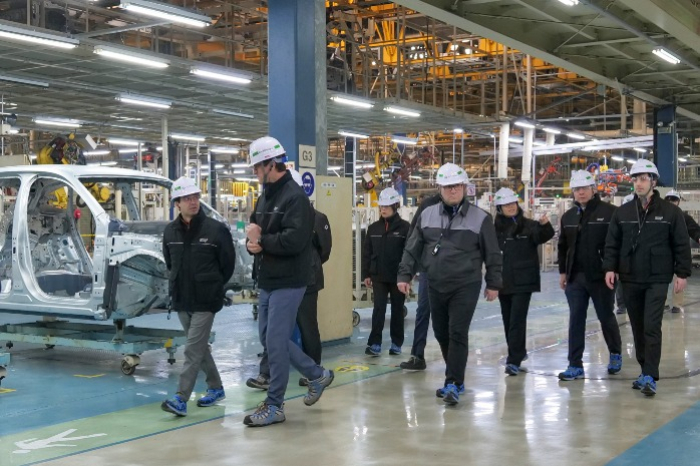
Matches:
[436,383,465,398]
[304,369,334,406]
[243,403,285,427]
[389,343,401,355]
[558,366,585,381]
[442,383,460,405]
[505,364,520,376]
[608,354,622,374]
[197,387,226,407]
[161,394,187,417]
[632,374,644,390]
[365,344,381,357]
[640,375,657,396]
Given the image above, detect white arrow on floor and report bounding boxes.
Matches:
[13,429,107,454]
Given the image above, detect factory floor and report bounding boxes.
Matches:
[2,271,700,466]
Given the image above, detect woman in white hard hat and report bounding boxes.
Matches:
[493,188,554,376]
[663,189,700,314]
[397,163,502,406]
[361,187,410,356]
[603,160,692,396]
[557,170,622,382]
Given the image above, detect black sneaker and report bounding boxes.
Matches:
[399,356,426,371]
[245,374,270,390]
[298,377,309,387]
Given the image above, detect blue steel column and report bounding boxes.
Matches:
[653,105,677,187]
[268,0,324,168]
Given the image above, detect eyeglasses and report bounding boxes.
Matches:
[631,174,652,182]
[441,184,464,192]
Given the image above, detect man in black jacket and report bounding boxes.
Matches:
[362,187,410,357]
[604,161,692,396]
[246,169,332,389]
[161,176,236,417]
[664,189,699,313]
[399,193,441,371]
[398,163,502,406]
[243,136,333,427]
[557,170,622,382]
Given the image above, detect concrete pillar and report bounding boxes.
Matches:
[498,122,510,179]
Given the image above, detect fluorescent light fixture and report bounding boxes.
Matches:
[410,176,422,180]
[108,138,141,146]
[0,23,78,49]
[191,68,252,85]
[543,127,561,135]
[652,47,681,65]
[84,150,111,156]
[567,133,586,140]
[328,165,342,171]
[330,96,374,109]
[679,157,688,162]
[101,161,118,167]
[120,0,210,28]
[626,159,636,164]
[338,130,370,139]
[171,133,206,142]
[384,106,421,117]
[508,137,524,143]
[556,0,579,5]
[0,74,49,87]
[533,141,546,146]
[34,118,81,128]
[231,163,248,168]
[611,156,625,161]
[233,169,246,174]
[119,148,147,154]
[214,163,225,169]
[514,121,536,129]
[633,147,647,153]
[453,128,464,134]
[117,94,171,109]
[391,136,419,145]
[210,147,240,154]
[211,108,254,119]
[94,46,168,68]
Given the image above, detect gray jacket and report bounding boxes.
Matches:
[397,200,503,293]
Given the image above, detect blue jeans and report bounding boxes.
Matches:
[409,274,431,358]
[258,287,323,407]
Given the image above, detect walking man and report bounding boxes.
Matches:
[557,170,622,381]
[161,176,236,417]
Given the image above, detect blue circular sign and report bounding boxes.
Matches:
[301,172,315,197]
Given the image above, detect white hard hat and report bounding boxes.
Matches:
[171,176,201,201]
[378,187,401,206]
[289,168,303,187]
[623,193,635,204]
[629,159,659,177]
[494,187,519,206]
[570,170,596,189]
[436,163,468,186]
[665,189,681,200]
[248,136,286,166]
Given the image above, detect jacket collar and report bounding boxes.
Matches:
[574,193,600,212]
[264,171,292,199]
[175,206,206,230]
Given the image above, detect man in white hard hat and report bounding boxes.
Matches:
[604,160,692,396]
[557,170,622,382]
[397,163,502,405]
[161,176,236,417]
[663,189,700,313]
[493,187,554,376]
[246,168,332,389]
[243,137,333,426]
[362,187,410,356]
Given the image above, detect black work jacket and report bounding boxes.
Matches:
[603,191,692,283]
[163,208,236,313]
[362,212,410,283]
[558,195,616,282]
[250,171,314,290]
[308,209,332,293]
[495,207,555,295]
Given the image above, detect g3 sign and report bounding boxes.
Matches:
[299,144,316,168]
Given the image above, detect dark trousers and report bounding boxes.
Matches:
[499,292,532,367]
[368,280,405,347]
[428,282,481,386]
[409,274,431,358]
[615,281,626,311]
[564,274,621,367]
[622,282,667,380]
[297,291,322,365]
